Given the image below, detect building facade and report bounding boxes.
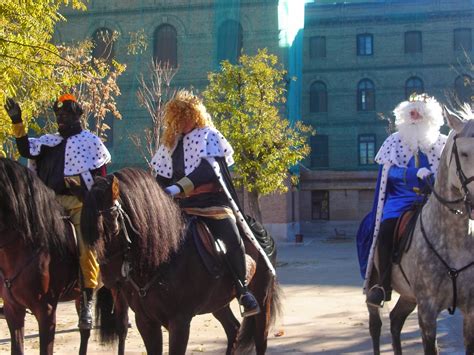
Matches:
[56,0,281,170]
[55,0,474,240]
[299,0,473,236]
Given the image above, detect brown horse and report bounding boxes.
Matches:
[0,158,128,355]
[81,167,281,354]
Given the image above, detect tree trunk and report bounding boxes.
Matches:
[248,190,263,222]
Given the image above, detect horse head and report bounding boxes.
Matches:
[444,106,474,220]
[82,174,131,287]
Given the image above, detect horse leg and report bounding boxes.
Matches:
[78,329,91,355]
[417,303,439,355]
[168,316,191,355]
[390,296,416,355]
[36,304,57,355]
[135,313,163,355]
[367,304,382,355]
[4,303,26,355]
[462,312,474,355]
[213,306,240,355]
[112,289,129,355]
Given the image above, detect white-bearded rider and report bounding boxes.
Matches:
[358,94,447,308]
[151,89,275,318]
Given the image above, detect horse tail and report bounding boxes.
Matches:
[95,286,119,345]
[236,217,282,352]
[236,271,283,352]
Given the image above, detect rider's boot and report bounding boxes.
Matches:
[78,288,94,329]
[227,248,261,317]
[366,244,393,308]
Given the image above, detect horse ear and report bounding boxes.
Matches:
[111,176,120,202]
[444,106,465,133]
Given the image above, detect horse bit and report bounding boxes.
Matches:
[421,135,474,314]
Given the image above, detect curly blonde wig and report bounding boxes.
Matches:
[162,90,213,149]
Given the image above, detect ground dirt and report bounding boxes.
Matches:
[0,235,465,354]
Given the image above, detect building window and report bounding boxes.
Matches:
[310,36,326,58]
[405,31,422,53]
[405,76,424,99]
[154,24,178,67]
[454,75,473,105]
[92,28,115,63]
[310,135,329,168]
[359,134,376,165]
[357,33,373,56]
[312,190,329,220]
[357,79,375,111]
[217,20,243,65]
[310,81,328,113]
[454,28,472,52]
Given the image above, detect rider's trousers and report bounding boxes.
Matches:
[377,218,398,297]
[201,216,248,295]
[56,195,100,289]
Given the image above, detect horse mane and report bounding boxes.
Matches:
[0,158,68,255]
[82,168,185,271]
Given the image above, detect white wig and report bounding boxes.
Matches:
[394,94,444,152]
[394,94,444,129]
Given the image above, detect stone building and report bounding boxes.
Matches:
[55,0,474,240]
[56,0,281,169]
[299,0,473,237]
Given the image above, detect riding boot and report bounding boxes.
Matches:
[78,288,94,329]
[366,219,397,308]
[227,248,261,317]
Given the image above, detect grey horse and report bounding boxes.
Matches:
[368,109,474,354]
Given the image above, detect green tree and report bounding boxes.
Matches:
[203,49,312,221]
[0,0,87,154]
[0,1,127,156]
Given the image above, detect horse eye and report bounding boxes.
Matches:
[461,152,469,158]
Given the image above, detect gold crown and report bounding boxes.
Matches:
[409,93,429,103]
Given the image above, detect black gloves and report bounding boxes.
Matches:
[4,98,22,124]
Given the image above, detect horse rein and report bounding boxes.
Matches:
[419,210,474,315]
[425,135,474,216]
[418,134,474,314]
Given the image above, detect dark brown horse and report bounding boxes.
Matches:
[81,167,281,354]
[0,158,128,355]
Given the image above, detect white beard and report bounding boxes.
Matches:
[397,120,440,153]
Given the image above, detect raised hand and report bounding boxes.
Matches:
[4,98,22,124]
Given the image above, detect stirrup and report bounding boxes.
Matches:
[238,294,261,317]
[366,285,386,308]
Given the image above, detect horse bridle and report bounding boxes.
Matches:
[98,201,163,298]
[426,135,474,216]
[419,134,474,315]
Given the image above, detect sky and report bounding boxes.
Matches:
[278,0,313,47]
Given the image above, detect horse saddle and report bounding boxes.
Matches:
[188,217,257,282]
[392,207,421,264]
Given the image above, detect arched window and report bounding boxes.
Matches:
[310,81,328,113]
[357,79,375,111]
[405,77,424,99]
[217,20,243,65]
[92,28,115,63]
[153,24,178,68]
[455,75,473,105]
